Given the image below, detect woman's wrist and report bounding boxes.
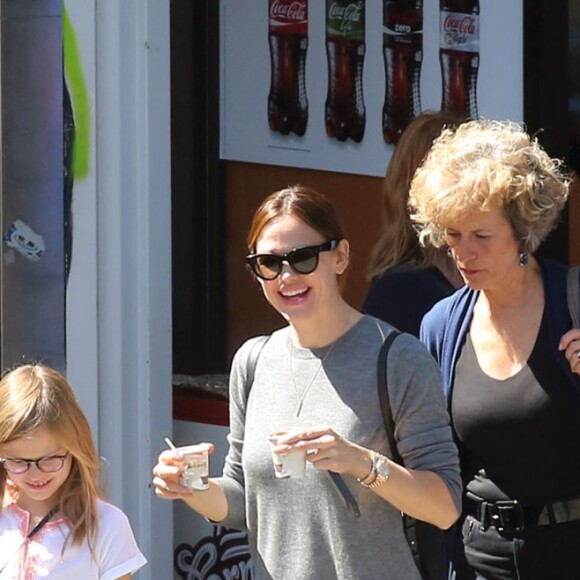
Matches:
[356,450,377,484]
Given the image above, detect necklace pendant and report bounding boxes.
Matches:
[295,400,303,417]
[288,333,342,420]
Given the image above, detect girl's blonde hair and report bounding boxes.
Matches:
[367,111,465,280]
[0,365,100,549]
[408,119,570,253]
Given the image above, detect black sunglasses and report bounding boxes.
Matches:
[246,239,340,280]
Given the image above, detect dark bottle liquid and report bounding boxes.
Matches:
[382,0,423,144]
[325,0,366,143]
[268,0,309,136]
[439,0,479,119]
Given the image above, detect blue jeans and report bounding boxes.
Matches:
[457,514,580,579]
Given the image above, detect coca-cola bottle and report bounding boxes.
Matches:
[382,0,423,144]
[325,1,366,143]
[439,0,479,119]
[268,0,308,137]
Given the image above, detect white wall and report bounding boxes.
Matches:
[65,1,173,578]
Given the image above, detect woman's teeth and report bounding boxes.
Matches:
[282,288,306,297]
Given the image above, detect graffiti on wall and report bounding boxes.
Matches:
[174,526,253,580]
[63,4,91,280]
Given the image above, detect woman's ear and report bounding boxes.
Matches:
[335,239,350,275]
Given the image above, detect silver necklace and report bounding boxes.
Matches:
[288,337,340,417]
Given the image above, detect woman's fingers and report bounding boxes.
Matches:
[152,468,192,499]
[559,330,580,374]
[153,478,192,499]
[275,425,335,445]
[152,452,192,499]
[570,348,580,375]
[157,449,183,465]
[273,428,340,454]
[269,425,371,477]
[559,329,580,352]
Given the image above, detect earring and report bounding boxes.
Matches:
[446,247,453,258]
[519,253,529,266]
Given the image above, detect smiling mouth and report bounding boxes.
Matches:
[26,480,51,490]
[280,287,309,299]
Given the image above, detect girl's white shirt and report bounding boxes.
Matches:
[0,497,146,579]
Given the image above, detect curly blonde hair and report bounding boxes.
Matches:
[408,119,570,254]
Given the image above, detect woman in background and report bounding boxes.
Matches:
[365,110,465,580]
[364,111,464,337]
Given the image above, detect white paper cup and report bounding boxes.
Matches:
[176,443,211,490]
[268,433,306,479]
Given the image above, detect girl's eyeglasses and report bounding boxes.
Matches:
[0,452,69,474]
[246,239,339,281]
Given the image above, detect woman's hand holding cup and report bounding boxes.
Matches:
[268,429,307,479]
[271,426,372,481]
[152,441,214,499]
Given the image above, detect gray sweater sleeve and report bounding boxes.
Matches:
[387,333,462,511]
[213,338,257,531]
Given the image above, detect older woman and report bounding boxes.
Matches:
[409,119,580,580]
[153,185,460,579]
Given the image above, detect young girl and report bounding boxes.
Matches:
[0,364,147,579]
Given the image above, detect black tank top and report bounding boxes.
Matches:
[452,308,580,504]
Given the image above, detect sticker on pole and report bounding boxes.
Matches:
[3,219,45,261]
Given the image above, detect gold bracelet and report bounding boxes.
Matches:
[357,451,378,486]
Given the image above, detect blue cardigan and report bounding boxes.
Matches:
[420,257,580,399]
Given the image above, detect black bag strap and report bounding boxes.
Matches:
[568,266,580,329]
[243,335,270,401]
[377,330,403,465]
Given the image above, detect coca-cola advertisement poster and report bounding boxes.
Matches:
[220,0,523,177]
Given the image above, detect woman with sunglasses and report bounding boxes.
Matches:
[0,364,146,579]
[152,185,461,579]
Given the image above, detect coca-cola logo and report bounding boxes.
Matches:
[441,12,478,49]
[444,15,475,36]
[270,0,306,22]
[329,2,362,24]
[328,1,363,35]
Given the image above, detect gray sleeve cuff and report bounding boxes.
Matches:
[210,475,247,531]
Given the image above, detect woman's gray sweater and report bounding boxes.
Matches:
[217,315,461,579]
